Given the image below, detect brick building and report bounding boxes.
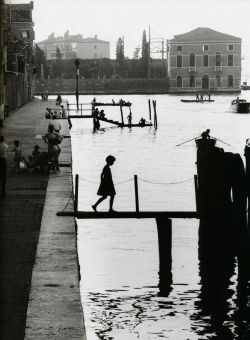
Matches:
[4,1,35,111]
[167,27,241,92]
[37,32,110,60]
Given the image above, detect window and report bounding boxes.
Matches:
[177,55,182,67]
[203,45,209,51]
[216,52,221,66]
[228,55,234,66]
[202,75,209,89]
[228,75,233,87]
[190,53,195,67]
[203,55,208,67]
[190,75,195,88]
[177,45,182,52]
[216,74,221,87]
[20,30,29,39]
[177,76,182,88]
[228,44,234,51]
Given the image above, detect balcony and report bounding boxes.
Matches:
[189,67,196,73]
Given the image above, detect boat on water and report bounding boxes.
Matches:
[231,98,250,113]
[181,99,215,103]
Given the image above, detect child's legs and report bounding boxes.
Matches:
[109,195,115,210]
[94,195,108,207]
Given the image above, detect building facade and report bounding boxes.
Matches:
[4,1,35,111]
[37,32,110,60]
[168,27,241,92]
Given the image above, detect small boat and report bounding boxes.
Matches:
[180,99,215,103]
[231,99,250,113]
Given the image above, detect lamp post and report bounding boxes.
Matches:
[75,58,80,110]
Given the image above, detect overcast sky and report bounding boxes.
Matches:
[7,0,250,80]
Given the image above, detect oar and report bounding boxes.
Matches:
[210,135,231,146]
[176,136,200,146]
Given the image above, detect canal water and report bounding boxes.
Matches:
[64,93,250,340]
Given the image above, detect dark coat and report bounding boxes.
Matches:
[97,164,116,196]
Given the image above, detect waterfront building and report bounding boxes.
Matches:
[4,1,35,111]
[0,0,7,125]
[167,27,241,92]
[37,32,110,60]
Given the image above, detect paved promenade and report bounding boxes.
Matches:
[0,99,86,340]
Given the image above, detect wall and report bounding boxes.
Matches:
[35,78,170,94]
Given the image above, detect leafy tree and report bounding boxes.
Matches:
[133,46,140,59]
[34,44,47,78]
[116,37,125,76]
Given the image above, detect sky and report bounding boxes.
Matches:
[6,0,250,80]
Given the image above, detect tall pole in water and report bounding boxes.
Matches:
[75,58,80,110]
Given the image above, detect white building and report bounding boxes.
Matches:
[37,31,110,60]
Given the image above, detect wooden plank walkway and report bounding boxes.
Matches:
[57,211,198,219]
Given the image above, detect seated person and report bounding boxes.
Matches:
[99,110,105,119]
[139,117,146,126]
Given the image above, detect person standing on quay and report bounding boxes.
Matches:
[0,136,8,196]
[92,155,116,212]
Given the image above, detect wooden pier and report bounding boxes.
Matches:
[67,99,157,129]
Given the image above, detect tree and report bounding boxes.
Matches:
[34,44,47,78]
[133,46,140,59]
[56,47,62,61]
[141,30,149,77]
[116,37,125,76]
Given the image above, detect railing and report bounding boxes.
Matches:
[67,103,92,117]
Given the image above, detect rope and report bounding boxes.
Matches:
[138,177,194,185]
[60,189,74,212]
[79,177,133,185]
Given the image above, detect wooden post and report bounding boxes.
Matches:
[194,174,199,212]
[74,174,79,213]
[156,216,172,297]
[148,99,152,121]
[134,175,139,213]
[120,105,124,126]
[153,100,158,129]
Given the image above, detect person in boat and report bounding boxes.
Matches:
[139,117,147,127]
[236,96,240,103]
[92,97,96,103]
[196,93,199,101]
[127,113,132,126]
[201,129,211,140]
[92,155,116,213]
[208,93,211,101]
[200,93,204,101]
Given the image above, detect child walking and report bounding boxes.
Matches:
[92,155,116,212]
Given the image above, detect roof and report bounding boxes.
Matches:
[37,34,109,45]
[170,27,241,43]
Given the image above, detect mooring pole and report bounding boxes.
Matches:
[134,175,139,213]
[152,100,158,129]
[148,99,152,121]
[74,174,79,213]
[194,174,199,212]
[120,105,124,126]
[156,216,172,296]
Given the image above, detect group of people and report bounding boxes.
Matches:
[45,106,67,120]
[196,93,211,101]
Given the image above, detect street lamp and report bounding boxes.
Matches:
[74,58,80,110]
